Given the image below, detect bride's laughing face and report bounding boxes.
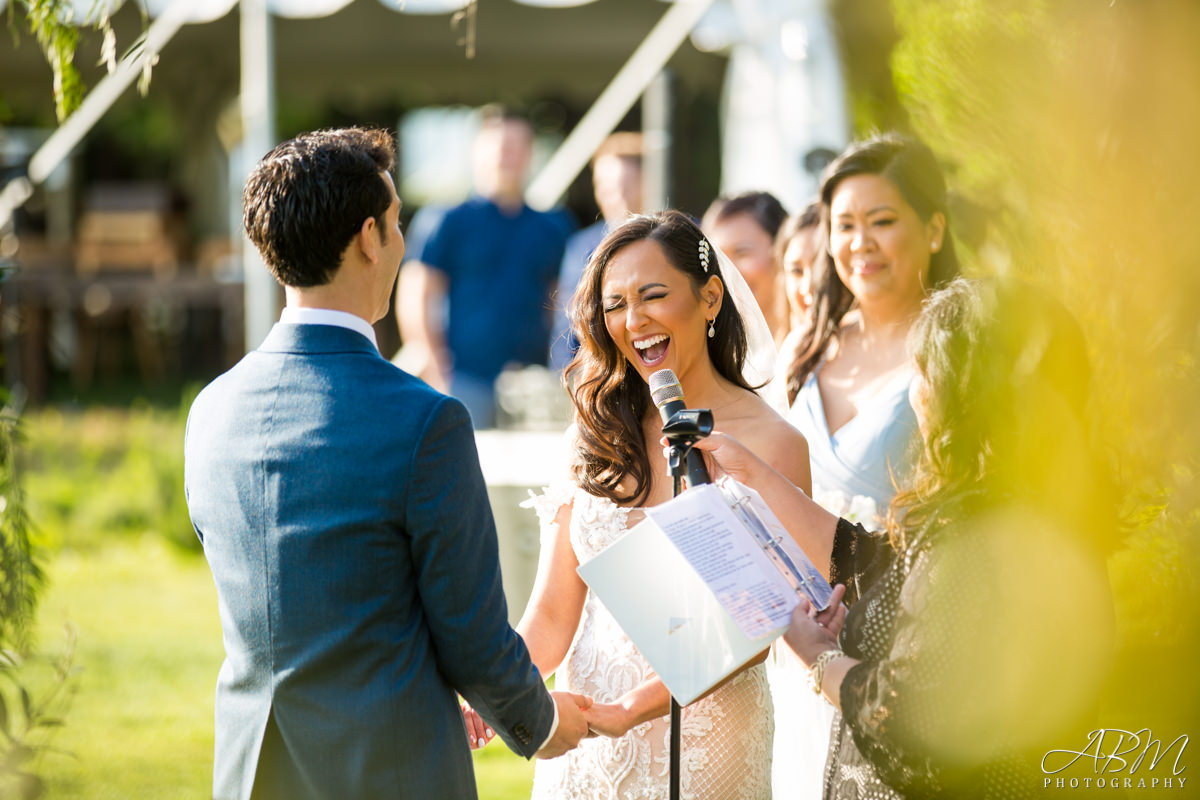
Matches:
[601,239,722,384]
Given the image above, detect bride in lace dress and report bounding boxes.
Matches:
[515,210,812,799]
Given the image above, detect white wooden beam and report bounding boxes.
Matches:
[240,0,278,352]
[524,0,714,211]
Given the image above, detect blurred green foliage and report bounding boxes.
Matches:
[7,0,149,123]
[0,408,41,651]
[8,0,84,123]
[832,0,909,135]
[22,393,198,554]
[886,0,1200,728]
[0,390,72,799]
[93,100,184,177]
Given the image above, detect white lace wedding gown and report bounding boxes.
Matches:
[525,483,773,800]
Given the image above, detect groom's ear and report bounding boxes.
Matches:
[701,274,724,316]
[356,216,380,264]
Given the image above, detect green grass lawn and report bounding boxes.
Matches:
[33,539,222,798]
[22,407,534,799]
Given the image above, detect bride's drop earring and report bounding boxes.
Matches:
[708,318,715,338]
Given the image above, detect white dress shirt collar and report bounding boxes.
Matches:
[279,307,378,351]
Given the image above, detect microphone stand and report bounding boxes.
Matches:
[661,409,713,800]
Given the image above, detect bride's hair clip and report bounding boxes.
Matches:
[698,237,711,273]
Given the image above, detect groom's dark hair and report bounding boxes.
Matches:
[243,127,396,288]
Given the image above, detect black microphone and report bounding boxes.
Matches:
[649,369,712,487]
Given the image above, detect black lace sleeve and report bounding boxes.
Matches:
[836,541,948,794]
[827,508,1114,798]
[835,532,1043,797]
[828,517,895,607]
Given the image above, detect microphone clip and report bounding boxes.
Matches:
[662,408,713,479]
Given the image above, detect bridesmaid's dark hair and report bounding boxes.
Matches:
[566,210,754,506]
[786,133,961,404]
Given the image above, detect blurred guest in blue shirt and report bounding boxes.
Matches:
[395,106,571,427]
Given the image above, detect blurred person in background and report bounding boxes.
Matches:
[549,132,644,372]
[773,133,961,799]
[773,202,822,377]
[695,277,1113,799]
[395,105,571,428]
[703,190,790,345]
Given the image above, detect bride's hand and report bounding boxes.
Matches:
[583,701,635,738]
[460,699,495,749]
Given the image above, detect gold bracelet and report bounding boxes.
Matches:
[808,648,845,696]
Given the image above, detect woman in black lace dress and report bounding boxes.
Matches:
[692,278,1115,799]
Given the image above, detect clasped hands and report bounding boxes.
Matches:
[461,691,642,757]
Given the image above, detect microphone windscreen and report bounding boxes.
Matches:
[649,369,684,411]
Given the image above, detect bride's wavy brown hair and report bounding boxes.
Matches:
[565,210,754,506]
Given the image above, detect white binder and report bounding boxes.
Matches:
[575,478,832,706]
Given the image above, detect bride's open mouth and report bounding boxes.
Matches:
[633,334,670,367]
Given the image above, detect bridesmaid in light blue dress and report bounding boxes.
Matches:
[787,361,917,518]
[768,133,961,800]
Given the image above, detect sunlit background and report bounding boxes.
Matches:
[1,0,1197,797]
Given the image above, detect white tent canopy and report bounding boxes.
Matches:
[70,0,467,24]
[69,0,622,24]
[10,0,848,353]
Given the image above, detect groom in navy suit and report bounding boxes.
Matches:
[185,127,591,800]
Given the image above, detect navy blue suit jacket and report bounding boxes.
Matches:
[184,322,554,799]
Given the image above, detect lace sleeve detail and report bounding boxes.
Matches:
[837,541,945,794]
[829,518,894,607]
[837,535,1015,795]
[520,482,576,529]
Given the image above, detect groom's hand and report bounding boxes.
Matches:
[535,691,593,759]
